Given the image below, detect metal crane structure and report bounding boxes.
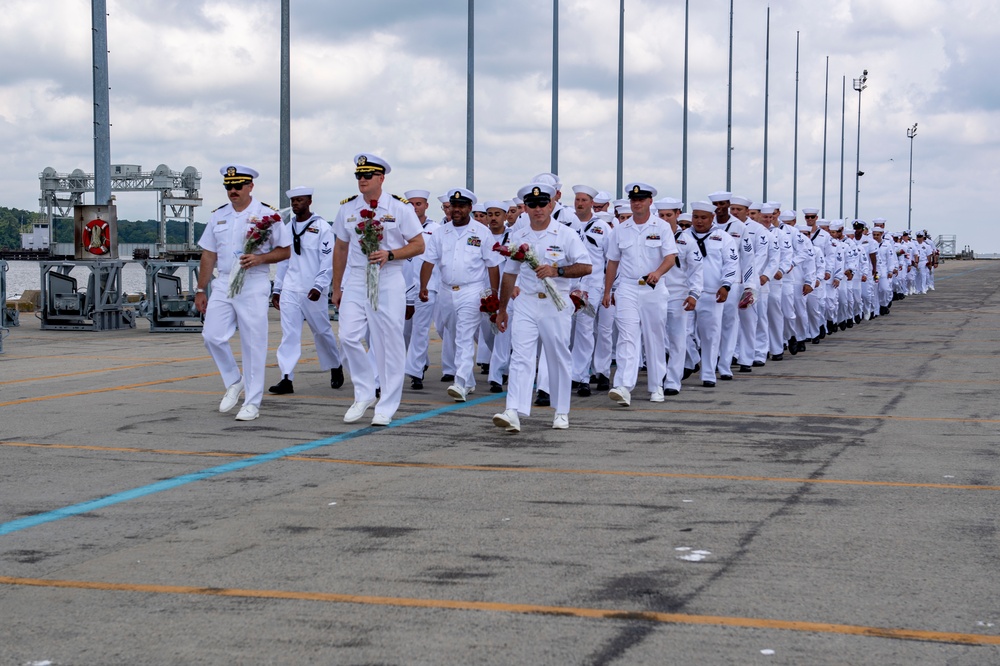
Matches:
[39,164,203,254]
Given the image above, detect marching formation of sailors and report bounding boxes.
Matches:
[199,158,939,428]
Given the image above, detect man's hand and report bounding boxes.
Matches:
[368,250,390,266]
[802,283,813,296]
[683,296,697,311]
[239,253,261,270]
[271,293,281,310]
[760,274,770,286]
[331,286,343,308]
[419,288,429,303]
[195,292,208,314]
[495,309,509,333]
[405,304,415,320]
[602,291,613,309]
[307,288,321,301]
[774,270,784,280]
[716,287,730,303]
[535,264,558,279]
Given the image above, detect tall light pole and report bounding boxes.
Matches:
[821,56,829,217]
[839,75,845,218]
[551,0,559,175]
[682,0,690,206]
[279,0,290,209]
[616,0,624,198]
[92,0,111,207]
[852,69,868,219]
[726,0,734,190]
[466,0,474,190]
[907,123,918,231]
[792,31,800,210]
[762,6,770,201]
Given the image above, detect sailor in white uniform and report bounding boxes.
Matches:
[269,186,344,395]
[195,164,292,421]
[332,153,425,427]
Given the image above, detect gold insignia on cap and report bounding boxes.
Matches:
[357,155,368,167]
[532,187,541,197]
[632,185,640,194]
[226,166,237,177]
[450,190,462,201]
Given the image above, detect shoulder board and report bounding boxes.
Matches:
[340,194,359,205]
[392,193,410,204]
[261,202,278,211]
[212,204,227,212]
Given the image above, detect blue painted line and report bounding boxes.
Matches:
[933,266,987,281]
[0,393,505,537]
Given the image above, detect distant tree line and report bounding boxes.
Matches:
[0,206,205,249]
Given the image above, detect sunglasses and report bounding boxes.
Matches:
[525,200,550,209]
[355,172,379,181]
[224,182,247,191]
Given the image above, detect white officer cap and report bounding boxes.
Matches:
[220,164,258,183]
[594,191,612,204]
[532,172,562,189]
[572,184,599,198]
[484,200,507,212]
[654,197,683,210]
[353,153,391,175]
[730,196,752,207]
[708,191,732,203]
[802,207,820,215]
[286,185,314,198]
[625,182,657,199]
[517,183,556,201]
[446,188,477,205]
[691,201,715,213]
[472,203,486,213]
[759,204,776,215]
[404,189,430,201]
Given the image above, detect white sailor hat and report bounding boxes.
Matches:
[872,225,885,234]
[517,183,556,201]
[778,212,797,222]
[708,191,732,203]
[572,184,599,198]
[625,182,657,199]
[654,197,683,210]
[404,189,430,201]
[802,207,820,215]
[484,200,507,212]
[594,191,612,204]
[766,201,782,209]
[512,197,523,205]
[760,204,776,215]
[691,201,715,213]
[594,211,614,222]
[437,193,450,204]
[472,203,486,213]
[504,200,516,208]
[353,153,390,174]
[871,217,887,227]
[447,188,477,205]
[730,196,753,207]
[818,218,831,227]
[220,164,258,184]
[286,185,314,198]
[615,203,632,215]
[829,219,845,231]
[614,198,629,207]
[678,213,693,223]
[532,172,562,189]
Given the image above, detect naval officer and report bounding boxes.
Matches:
[195,164,292,421]
[268,186,344,395]
[332,153,425,426]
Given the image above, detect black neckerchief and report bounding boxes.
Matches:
[291,216,314,255]
[692,230,710,260]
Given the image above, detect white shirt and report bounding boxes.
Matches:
[605,217,678,281]
[199,197,291,276]
[689,226,739,291]
[503,221,592,296]
[423,220,499,287]
[332,192,423,278]
[272,214,334,294]
[664,227,704,300]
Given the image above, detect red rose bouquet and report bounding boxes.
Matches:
[356,200,384,310]
[480,289,501,333]
[228,213,282,297]
[493,241,567,310]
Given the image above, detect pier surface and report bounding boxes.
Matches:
[1,261,998,665]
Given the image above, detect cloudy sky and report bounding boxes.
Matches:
[1,0,998,252]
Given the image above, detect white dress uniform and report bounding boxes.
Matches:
[606,217,678,395]
[749,220,780,363]
[773,223,797,349]
[273,213,342,380]
[914,239,931,293]
[422,219,499,395]
[662,227,704,392]
[571,214,613,385]
[199,197,291,409]
[689,227,738,382]
[715,218,758,374]
[403,218,443,382]
[488,230,513,387]
[503,222,591,418]
[789,227,818,340]
[807,225,834,334]
[333,192,424,421]
[873,236,895,308]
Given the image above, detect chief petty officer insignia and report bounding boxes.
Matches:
[532,186,541,197]
[467,236,482,247]
[632,185,641,195]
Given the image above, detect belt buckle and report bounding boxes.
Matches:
[537,293,547,299]
[451,285,460,291]
[637,278,646,286]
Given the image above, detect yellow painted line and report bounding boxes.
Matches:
[0,373,218,408]
[4,441,998,491]
[0,576,995,646]
[0,357,208,386]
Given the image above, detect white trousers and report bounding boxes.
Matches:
[276,290,342,379]
[736,299,758,366]
[506,293,573,417]
[340,270,406,419]
[202,273,270,408]
[437,285,483,391]
[664,297,690,391]
[612,281,669,393]
[404,292,439,379]
[766,282,786,355]
[592,300,616,378]
[694,295,724,382]
[754,286,771,363]
[717,283,742,374]
[570,278,603,383]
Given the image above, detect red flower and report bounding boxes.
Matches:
[369,200,379,209]
[356,222,366,233]
[493,242,511,257]
[570,291,586,312]
[479,294,500,313]
[360,209,375,219]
